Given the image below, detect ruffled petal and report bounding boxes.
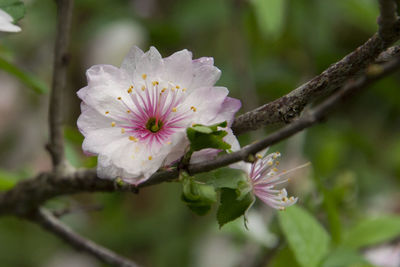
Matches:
[190,63,221,89]
[77,64,133,118]
[120,46,144,77]
[162,49,193,89]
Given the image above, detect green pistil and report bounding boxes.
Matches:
[146,117,163,133]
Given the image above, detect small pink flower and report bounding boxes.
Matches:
[0,8,21,32]
[77,46,241,185]
[238,150,300,210]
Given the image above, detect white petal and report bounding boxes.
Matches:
[212,97,241,126]
[120,46,144,77]
[0,9,21,32]
[77,64,132,117]
[82,128,125,155]
[97,137,169,184]
[181,86,228,125]
[162,49,193,89]
[133,46,163,81]
[190,63,221,89]
[77,103,112,135]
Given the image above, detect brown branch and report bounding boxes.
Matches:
[2,57,400,218]
[378,0,399,41]
[32,208,140,267]
[47,0,74,170]
[231,20,400,135]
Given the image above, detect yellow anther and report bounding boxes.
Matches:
[167,141,171,145]
[171,87,176,92]
[256,154,262,159]
[111,122,116,127]
[176,85,180,89]
[127,87,133,93]
[152,81,159,86]
[273,167,278,172]
[161,88,166,93]
[117,97,122,100]
[105,111,109,114]
[142,74,147,80]
[276,161,280,165]
[268,161,273,166]
[282,197,288,202]
[190,106,197,112]
[129,136,138,142]
[141,85,146,91]
[172,107,177,112]
[289,197,295,201]
[126,110,131,113]
[148,156,153,160]
[121,128,125,134]
[182,88,187,92]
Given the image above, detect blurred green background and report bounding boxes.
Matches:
[1,0,400,266]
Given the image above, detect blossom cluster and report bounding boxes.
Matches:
[78,46,298,210]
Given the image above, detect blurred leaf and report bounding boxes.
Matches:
[0,0,25,21]
[278,205,330,267]
[0,169,18,190]
[321,247,370,267]
[342,216,400,249]
[217,188,255,228]
[65,140,81,168]
[270,246,301,267]
[252,0,286,39]
[0,57,49,94]
[186,121,230,152]
[64,126,84,144]
[181,174,217,215]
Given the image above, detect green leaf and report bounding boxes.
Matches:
[195,167,248,189]
[270,246,301,267]
[0,57,49,94]
[186,121,230,152]
[181,175,217,216]
[278,205,330,267]
[217,188,255,228]
[251,0,286,39]
[0,0,25,21]
[321,247,370,267]
[342,216,400,249]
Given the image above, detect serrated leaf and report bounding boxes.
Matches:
[0,57,49,94]
[278,205,330,267]
[186,121,230,152]
[217,188,255,228]
[0,0,25,21]
[342,216,400,249]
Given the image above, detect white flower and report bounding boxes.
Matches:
[0,8,21,33]
[77,46,241,185]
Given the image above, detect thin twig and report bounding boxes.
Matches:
[2,57,400,217]
[32,208,140,267]
[231,20,400,135]
[47,0,74,170]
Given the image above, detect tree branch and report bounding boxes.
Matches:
[2,56,400,217]
[378,0,399,41]
[47,0,74,170]
[231,20,400,135]
[32,208,140,267]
